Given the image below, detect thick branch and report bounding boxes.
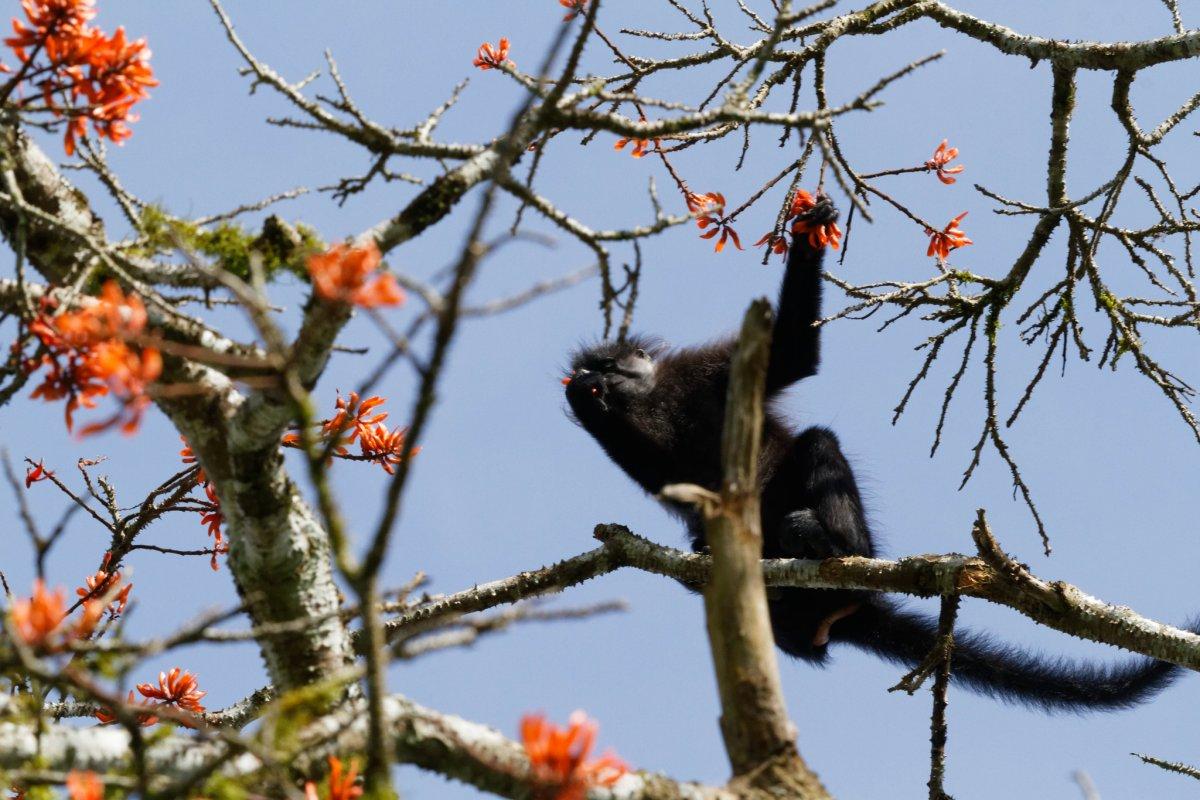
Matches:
[155,376,357,695]
[700,298,825,797]
[383,524,1200,675]
[0,122,106,284]
[917,1,1200,70]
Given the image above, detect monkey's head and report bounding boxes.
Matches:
[564,337,659,420]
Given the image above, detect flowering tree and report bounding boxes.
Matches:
[2,2,1200,799]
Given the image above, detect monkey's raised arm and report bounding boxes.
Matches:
[764,199,836,394]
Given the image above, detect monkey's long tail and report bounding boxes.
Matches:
[836,597,1182,712]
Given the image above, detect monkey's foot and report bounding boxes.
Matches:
[778,509,843,558]
[812,602,862,647]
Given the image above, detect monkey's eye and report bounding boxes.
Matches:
[599,358,617,371]
[634,348,647,359]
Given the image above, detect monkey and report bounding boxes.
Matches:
[563,195,1181,712]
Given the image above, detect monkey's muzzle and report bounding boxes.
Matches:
[566,370,609,411]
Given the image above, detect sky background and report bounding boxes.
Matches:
[4,2,1200,798]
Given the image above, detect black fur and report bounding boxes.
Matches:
[564,196,1183,712]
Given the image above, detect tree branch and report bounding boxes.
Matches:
[695,297,827,796]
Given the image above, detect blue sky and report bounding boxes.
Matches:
[4,2,1200,798]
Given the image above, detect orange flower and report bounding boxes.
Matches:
[787,189,841,250]
[354,272,404,307]
[8,579,98,651]
[685,191,724,217]
[559,0,588,21]
[790,217,841,250]
[74,340,162,436]
[304,756,363,800]
[94,689,158,726]
[787,188,817,219]
[180,435,224,570]
[307,242,405,308]
[473,37,511,70]
[199,481,226,571]
[76,554,131,617]
[4,1,155,155]
[520,711,629,800]
[5,0,96,63]
[136,667,207,716]
[926,211,973,260]
[614,136,653,158]
[283,392,419,474]
[685,192,743,253]
[357,422,420,475]
[925,139,964,185]
[324,392,388,451]
[753,231,790,258]
[75,598,102,639]
[24,459,53,487]
[9,579,67,649]
[24,280,159,435]
[701,221,742,252]
[64,771,103,800]
[68,25,158,154]
[31,280,148,351]
[179,435,206,485]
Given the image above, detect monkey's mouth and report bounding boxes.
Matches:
[566,372,609,412]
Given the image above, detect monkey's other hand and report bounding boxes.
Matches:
[798,194,839,227]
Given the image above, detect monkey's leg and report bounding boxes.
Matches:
[777,509,851,559]
[773,425,873,559]
[774,507,865,648]
[768,426,873,650]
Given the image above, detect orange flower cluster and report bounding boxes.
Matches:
[64,771,103,800]
[614,136,653,158]
[559,0,588,21]
[9,579,100,652]
[283,392,420,475]
[180,437,226,571]
[93,691,157,726]
[755,188,842,257]
[754,231,789,256]
[307,242,405,309]
[687,191,742,253]
[4,0,157,155]
[138,667,206,713]
[926,211,972,260]
[304,756,363,800]
[199,482,225,560]
[96,667,206,726]
[473,37,511,70]
[520,712,629,800]
[787,189,842,250]
[76,552,131,618]
[23,280,161,436]
[925,139,964,185]
[24,458,53,487]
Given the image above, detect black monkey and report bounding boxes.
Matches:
[564,196,1180,712]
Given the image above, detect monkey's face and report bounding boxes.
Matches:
[564,343,656,418]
